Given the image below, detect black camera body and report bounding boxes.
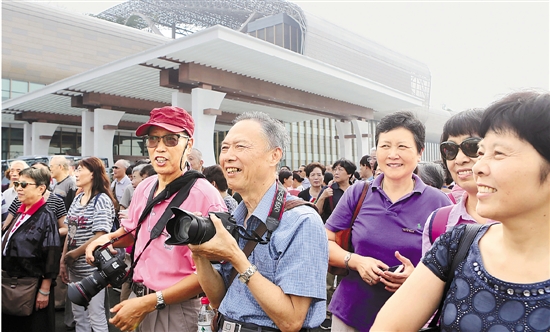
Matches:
[165,208,239,245]
[68,246,127,307]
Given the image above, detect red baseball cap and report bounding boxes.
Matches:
[136,106,194,137]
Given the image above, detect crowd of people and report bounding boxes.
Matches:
[1,90,549,332]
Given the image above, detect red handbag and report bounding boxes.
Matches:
[328,181,369,276]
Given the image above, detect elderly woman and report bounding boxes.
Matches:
[1,167,61,332]
[60,157,116,332]
[325,111,451,331]
[421,109,492,256]
[2,160,29,215]
[373,91,550,331]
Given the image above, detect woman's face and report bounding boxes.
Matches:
[283,176,293,188]
[16,175,44,206]
[473,130,550,222]
[376,127,421,182]
[332,165,351,185]
[445,134,480,195]
[75,165,93,189]
[308,167,324,188]
[132,171,144,188]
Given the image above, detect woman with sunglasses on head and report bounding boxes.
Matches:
[373,91,550,331]
[421,109,493,256]
[325,112,451,331]
[60,157,116,332]
[1,167,61,332]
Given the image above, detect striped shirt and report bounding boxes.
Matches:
[9,193,67,221]
[66,192,115,277]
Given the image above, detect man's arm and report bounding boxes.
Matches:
[192,254,226,308]
[108,272,203,331]
[189,215,312,332]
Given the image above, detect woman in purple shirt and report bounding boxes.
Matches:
[325,111,451,331]
[373,91,550,332]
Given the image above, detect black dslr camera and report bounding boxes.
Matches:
[68,246,127,308]
[165,208,239,245]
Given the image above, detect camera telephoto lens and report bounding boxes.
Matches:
[67,270,109,307]
[165,208,217,245]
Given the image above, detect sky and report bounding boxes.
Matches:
[42,0,549,113]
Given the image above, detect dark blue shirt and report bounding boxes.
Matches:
[423,224,550,331]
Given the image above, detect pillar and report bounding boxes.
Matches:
[93,109,125,167]
[81,109,94,157]
[23,123,32,156]
[335,120,354,161]
[172,89,226,167]
[31,123,58,155]
[351,119,371,158]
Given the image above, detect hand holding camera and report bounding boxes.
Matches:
[68,246,128,308]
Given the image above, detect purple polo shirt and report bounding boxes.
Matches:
[325,173,451,331]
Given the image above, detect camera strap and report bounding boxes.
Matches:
[109,171,204,281]
[226,182,321,286]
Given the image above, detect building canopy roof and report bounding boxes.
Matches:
[3,25,424,131]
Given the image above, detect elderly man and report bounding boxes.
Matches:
[111,159,131,203]
[50,155,77,211]
[190,112,328,331]
[187,148,204,172]
[85,106,226,332]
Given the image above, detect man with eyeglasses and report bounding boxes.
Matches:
[84,106,226,332]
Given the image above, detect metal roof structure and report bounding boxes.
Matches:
[3,25,423,131]
[96,0,306,37]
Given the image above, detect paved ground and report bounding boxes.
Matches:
[56,289,327,331]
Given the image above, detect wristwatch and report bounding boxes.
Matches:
[344,252,353,270]
[155,291,166,310]
[238,264,258,284]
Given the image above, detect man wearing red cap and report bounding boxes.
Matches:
[85,106,226,332]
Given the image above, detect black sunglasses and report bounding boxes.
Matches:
[13,181,38,189]
[440,137,482,160]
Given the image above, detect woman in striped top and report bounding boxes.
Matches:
[60,157,116,332]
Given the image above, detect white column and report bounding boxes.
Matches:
[335,120,354,161]
[23,123,32,156]
[81,109,94,157]
[173,89,226,167]
[351,119,371,158]
[171,92,192,111]
[93,109,125,167]
[31,123,58,155]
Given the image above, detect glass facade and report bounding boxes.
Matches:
[2,78,45,101]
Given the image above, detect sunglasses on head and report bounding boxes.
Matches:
[144,134,189,148]
[13,181,38,189]
[440,137,482,161]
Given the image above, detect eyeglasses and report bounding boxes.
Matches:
[112,166,119,169]
[13,181,38,189]
[440,137,482,160]
[144,134,189,148]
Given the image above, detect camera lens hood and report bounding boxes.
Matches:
[165,207,195,245]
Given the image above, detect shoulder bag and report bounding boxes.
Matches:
[328,181,369,276]
[1,214,40,316]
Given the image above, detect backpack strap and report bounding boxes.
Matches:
[427,223,483,328]
[429,205,453,244]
